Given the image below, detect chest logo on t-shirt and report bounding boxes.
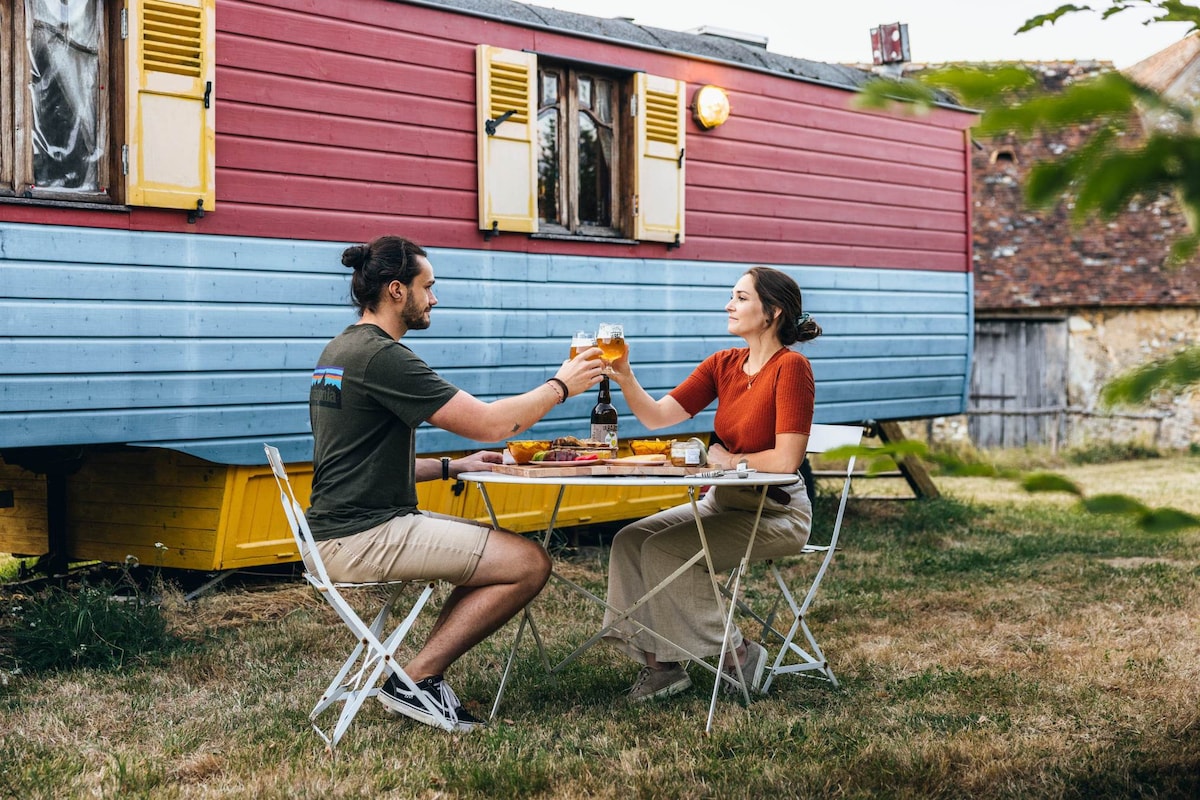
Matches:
[310,366,343,409]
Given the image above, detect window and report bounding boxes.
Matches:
[3,0,112,201]
[477,45,686,244]
[0,0,215,211]
[537,63,622,236]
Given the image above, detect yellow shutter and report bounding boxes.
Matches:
[476,45,538,234]
[125,0,216,212]
[633,73,686,244]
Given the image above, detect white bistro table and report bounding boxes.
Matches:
[458,468,800,732]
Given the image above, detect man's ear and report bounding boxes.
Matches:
[388,280,405,302]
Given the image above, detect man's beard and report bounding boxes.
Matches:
[402,295,431,330]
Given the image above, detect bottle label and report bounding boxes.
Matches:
[591,424,618,449]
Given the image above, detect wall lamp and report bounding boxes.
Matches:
[692,84,730,130]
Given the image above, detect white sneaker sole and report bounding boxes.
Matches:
[378,690,484,732]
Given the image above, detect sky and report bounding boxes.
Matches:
[536,1,1196,69]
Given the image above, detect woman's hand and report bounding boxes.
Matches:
[606,349,633,386]
[707,443,741,471]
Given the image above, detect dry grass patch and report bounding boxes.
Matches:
[2,455,1200,798]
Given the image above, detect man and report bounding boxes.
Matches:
[307,235,603,731]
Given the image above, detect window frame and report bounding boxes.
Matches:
[537,58,631,239]
[477,44,686,245]
[4,0,121,204]
[0,3,11,195]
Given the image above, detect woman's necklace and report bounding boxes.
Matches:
[744,346,784,389]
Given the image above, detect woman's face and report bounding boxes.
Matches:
[725,273,776,338]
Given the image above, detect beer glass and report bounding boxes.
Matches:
[596,322,627,369]
[570,330,595,360]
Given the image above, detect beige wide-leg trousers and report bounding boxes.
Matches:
[602,479,812,665]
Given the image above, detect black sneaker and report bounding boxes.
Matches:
[378,674,486,732]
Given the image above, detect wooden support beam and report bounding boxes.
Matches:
[872,421,941,499]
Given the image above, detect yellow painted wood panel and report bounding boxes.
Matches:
[0,462,49,557]
[4,447,693,570]
[67,449,225,570]
[69,521,217,567]
[219,465,308,570]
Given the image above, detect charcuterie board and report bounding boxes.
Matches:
[491,463,699,478]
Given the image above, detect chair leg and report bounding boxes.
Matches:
[761,574,838,691]
[311,582,460,748]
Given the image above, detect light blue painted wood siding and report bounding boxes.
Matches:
[0,223,972,464]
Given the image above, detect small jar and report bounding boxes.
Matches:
[671,441,702,467]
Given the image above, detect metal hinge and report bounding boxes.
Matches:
[120,8,127,39]
[121,145,129,175]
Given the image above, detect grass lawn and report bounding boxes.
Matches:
[2,455,1199,798]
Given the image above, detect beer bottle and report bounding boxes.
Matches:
[590,377,618,449]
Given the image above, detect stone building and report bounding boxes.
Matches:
[906,40,1200,452]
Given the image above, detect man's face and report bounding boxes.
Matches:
[401,256,437,331]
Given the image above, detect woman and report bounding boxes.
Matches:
[603,266,821,702]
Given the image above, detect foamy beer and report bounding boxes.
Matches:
[596,322,626,367]
[570,330,595,360]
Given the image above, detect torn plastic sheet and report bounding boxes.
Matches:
[27,0,104,192]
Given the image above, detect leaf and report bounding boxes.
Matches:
[1149,0,1200,27]
[1082,493,1150,515]
[1138,507,1200,533]
[1167,233,1200,264]
[866,458,898,476]
[1022,472,1082,495]
[1100,3,1136,21]
[1015,4,1094,33]
[1100,346,1200,407]
[854,79,940,114]
[974,73,1138,137]
[920,66,1037,105]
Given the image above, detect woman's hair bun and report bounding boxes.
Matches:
[341,243,370,270]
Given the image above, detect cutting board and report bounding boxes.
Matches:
[491,463,697,478]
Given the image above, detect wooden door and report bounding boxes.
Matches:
[969,318,1068,448]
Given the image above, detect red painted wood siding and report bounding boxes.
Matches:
[0,0,975,272]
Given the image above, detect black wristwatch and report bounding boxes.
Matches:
[441,456,451,480]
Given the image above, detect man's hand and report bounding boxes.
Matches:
[556,347,605,398]
[452,450,503,476]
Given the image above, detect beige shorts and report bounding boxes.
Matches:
[314,511,491,585]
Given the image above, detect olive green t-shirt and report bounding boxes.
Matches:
[306,324,459,541]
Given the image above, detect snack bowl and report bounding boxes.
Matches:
[630,439,674,456]
[506,440,551,464]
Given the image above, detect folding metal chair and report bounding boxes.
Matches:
[725,423,864,692]
[263,444,457,749]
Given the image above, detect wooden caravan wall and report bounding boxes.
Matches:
[0,222,970,465]
[0,0,975,468]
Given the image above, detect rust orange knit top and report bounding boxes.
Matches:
[669,346,814,456]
